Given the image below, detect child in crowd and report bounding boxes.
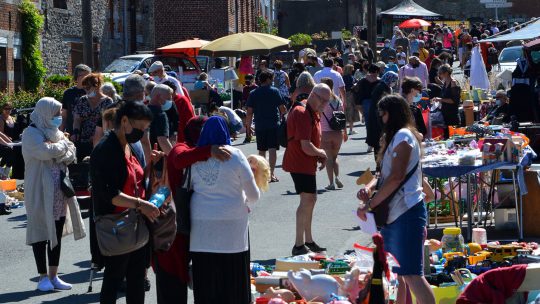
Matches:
[242,74,258,108]
[194,72,213,90]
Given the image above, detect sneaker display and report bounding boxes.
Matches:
[335,178,344,189]
[305,242,326,253]
[51,276,72,290]
[291,244,310,256]
[37,276,54,292]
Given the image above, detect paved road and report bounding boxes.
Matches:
[0,123,375,304]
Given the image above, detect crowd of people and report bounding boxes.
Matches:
[4,16,532,304]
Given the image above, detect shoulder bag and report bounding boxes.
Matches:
[174,166,193,235]
[322,101,347,131]
[147,158,177,252]
[371,161,419,228]
[94,155,149,256]
[60,169,76,198]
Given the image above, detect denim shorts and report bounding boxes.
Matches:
[381,201,427,276]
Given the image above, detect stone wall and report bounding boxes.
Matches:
[41,0,154,75]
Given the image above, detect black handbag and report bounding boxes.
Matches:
[322,101,347,131]
[60,169,76,198]
[371,161,419,228]
[174,166,193,235]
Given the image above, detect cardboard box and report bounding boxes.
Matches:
[275,258,321,272]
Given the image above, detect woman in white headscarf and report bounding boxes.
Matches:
[22,97,85,292]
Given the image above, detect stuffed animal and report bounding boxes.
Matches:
[287,269,339,303]
[247,154,270,192]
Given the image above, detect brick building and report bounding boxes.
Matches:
[0,0,25,92]
[152,0,258,49]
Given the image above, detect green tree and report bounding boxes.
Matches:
[19,0,46,91]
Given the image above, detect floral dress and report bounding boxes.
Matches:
[73,96,114,143]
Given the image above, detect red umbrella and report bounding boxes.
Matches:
[399,18,431,29]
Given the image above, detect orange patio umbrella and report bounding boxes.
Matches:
[155,38,210,57]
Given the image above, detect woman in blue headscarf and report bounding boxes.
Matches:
[366,71,399,161]
[190,116,260,304]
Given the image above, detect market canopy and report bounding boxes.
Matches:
[155,38,210,57]
[482,19,540,43]
[380,0,442,20]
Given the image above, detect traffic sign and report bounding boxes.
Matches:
[485,2,513,8]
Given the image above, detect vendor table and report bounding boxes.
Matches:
[422,148,535,241]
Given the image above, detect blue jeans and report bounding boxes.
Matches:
[381,201,427,276]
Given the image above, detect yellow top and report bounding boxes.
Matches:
[443,227,462,235]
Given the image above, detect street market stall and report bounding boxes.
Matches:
[379,0,442,37]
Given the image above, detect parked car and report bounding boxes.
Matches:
[103,53,204,89]
[497,45,524,73]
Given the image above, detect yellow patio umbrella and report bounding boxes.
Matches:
[199,32,290,57]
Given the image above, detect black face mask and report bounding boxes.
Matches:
[125,127,144,143]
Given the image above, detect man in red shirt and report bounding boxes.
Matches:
[283,83,330,256]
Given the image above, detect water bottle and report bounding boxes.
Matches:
[149,186,171,208]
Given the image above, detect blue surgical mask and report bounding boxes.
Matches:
[495,99,502,106]
[162,100,173,111]
[413,93,422,103]
[51,116,62,128]
[87,89,96,98]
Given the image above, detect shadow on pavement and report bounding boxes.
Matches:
[339,151,371,156]
[7,214,26,222]
[0,290,59,303]
[59,268,103,285]
[350,137,367,140]
[41,293,100,304]
[342,226,361,232]
[347,170,376,177]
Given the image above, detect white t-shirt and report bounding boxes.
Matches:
[313,67,346,97]
[219,106,243,127]
[379,128,424,224]
[190,147,260,253]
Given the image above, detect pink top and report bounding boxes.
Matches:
[320,97,344,132]
[443,33,453,49]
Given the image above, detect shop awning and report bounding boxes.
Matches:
[482,19,540,43]
[380,0,442,20]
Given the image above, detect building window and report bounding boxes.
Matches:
[53,0,68,9]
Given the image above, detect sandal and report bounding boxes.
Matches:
[270,176,279,183]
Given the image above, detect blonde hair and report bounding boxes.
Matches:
[247,154,270,192]
[343,64,354,76]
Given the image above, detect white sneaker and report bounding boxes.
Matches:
[37,276,54,292]
[51,276,72,290]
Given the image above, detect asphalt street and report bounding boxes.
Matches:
[0,123,375,304]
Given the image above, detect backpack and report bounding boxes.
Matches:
[322,101,346,131]
[279,101,312,148]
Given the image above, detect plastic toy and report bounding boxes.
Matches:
[487,244,522,263]
[262,287,295,303]
[286,269,339,303]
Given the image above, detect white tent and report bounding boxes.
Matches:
[482,19,540,43]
